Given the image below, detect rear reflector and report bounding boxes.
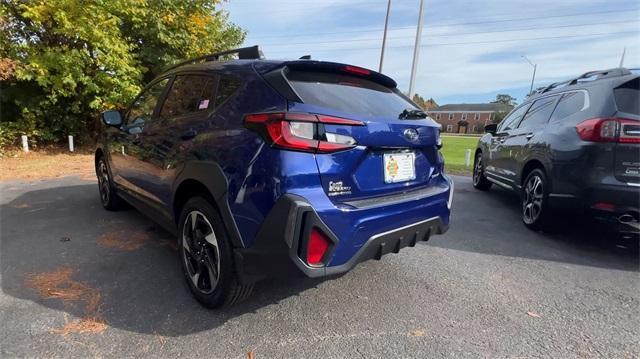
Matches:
[593,202,616,211]
[576,118,640,143]
[244,112,364,153]
[307,227,331,266]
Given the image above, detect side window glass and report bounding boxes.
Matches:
[550,92,586,122]
[518,96,559,129]
[160,75,219,118]
[126,78,169,131]
[215,76,242,108]
[498,105,528,132]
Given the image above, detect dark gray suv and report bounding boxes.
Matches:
[473,68,639,232]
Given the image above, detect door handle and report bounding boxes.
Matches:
[525,133,534,140]
[180,129,198,140]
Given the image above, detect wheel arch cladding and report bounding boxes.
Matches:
[172,161,245,248]
[95,148,104,165]
[521,159,546,185]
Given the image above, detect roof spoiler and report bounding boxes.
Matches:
[163,45,264,73]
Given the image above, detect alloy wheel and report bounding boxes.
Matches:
[97,160,111,205]
[522,174,544,224]
[473,154,483,186]
[182,211,221,294]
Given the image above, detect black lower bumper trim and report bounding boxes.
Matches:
[233,194,448,283]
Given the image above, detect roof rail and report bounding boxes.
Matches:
[528,67,632,97]
[163,45,264,73]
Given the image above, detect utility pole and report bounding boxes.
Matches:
[378,0,391,73]
[522,55,537,94]
[408,0,425,98]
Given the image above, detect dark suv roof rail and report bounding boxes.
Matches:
[163,45,264,72]
[530,67,632,96]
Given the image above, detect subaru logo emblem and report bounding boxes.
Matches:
[404,128,419,142]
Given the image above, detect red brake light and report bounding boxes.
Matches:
[307,227,331,266]
[244,112,364,153]
[343,65,371,76]
[575,118,639,143]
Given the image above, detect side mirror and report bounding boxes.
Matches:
[101,110,122,127]
[484,123,497,134]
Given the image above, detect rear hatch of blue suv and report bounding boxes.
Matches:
[240,60,452,279]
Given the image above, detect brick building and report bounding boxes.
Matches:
[427,103,513,134]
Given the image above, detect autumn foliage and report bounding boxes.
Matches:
[0,0,245,148]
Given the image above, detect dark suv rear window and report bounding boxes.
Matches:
[614,78,640,115]
[287,71,417,118]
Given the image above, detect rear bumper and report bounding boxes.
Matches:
[550,179,639,233]
[233,184,450,283]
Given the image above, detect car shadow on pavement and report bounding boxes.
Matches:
[429,178,639,272]
[0,183,322,337]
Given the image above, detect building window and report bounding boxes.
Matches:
[446,124,453,132]
[436,113,441,120]
[475,113,480,120]
[462,113,467,121]
[448,113,454,120]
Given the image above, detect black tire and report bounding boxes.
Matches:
[178,196,253,308]
[96,157,126,211]
[472,152,492,191]
[521,168,551,230]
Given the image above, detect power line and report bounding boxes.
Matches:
[259,19,639,47]
[247,8,638,39]
[265,30,640,54]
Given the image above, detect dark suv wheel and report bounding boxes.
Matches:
[96,157,125,210]
[178,197,253,308]
[472,152,492,191]
[521,169,550,230]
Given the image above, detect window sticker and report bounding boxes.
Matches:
[198,99,210,110]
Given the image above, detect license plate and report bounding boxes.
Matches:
[383,152,416,183]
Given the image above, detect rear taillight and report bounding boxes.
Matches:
[244,112,364,153]
[575,118,640,143]
[307,227,331,266]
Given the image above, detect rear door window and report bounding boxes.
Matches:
[215,76,242,107]
[287,71,417,118]
[518,95,559,130]
[614,77,640,115]
[550,92,586,122]
[160,75,218,118]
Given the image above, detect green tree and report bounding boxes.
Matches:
[412,93,438,111]
[0,0,245,147]
[491,94,517,106]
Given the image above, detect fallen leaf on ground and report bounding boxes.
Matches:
[408,329,426,337]
[527,311,541,318]
[25,267,107,336]
[97,230,150,251]
[247,350,255,359]
[60,236,71,242]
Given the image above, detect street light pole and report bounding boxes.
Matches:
[522,55,537,94]
[379,0,392,73]
[408,0,425,98]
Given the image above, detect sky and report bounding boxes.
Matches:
[220,0,639,106]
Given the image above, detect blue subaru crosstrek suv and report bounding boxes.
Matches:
[96,46,453,307]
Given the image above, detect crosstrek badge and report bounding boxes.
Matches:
[328,180,351,196]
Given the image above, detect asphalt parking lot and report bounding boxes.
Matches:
[1,175,638,358]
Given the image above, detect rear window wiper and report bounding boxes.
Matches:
[399,108,427,119]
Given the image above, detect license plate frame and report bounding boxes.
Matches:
[383,152,416,184]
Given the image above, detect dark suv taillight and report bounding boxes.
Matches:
[575,118,640,143]
[244,112,364,153]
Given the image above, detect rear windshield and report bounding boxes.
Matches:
[614,77,639,115]
[287,71,418,118]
